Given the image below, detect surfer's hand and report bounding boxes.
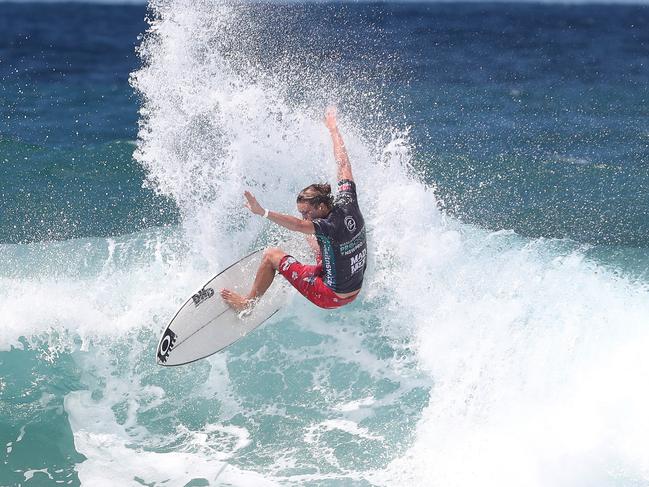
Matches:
[324,106,338,131]
[244,191,264,216]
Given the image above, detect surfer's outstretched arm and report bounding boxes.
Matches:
[243,191,315,234]
[325,107,353,182]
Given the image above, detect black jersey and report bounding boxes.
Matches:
[312,180,367,294]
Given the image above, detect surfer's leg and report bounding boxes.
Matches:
[248,247,286,299]
[221,247,286,311]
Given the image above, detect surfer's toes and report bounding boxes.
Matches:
[220,288,252,312]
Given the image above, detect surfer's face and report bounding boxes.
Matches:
[297,201,329,221]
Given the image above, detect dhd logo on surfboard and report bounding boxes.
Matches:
[192,288,215,307]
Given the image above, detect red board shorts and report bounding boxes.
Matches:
[278,255,358,309]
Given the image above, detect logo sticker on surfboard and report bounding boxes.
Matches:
[157,328,177,364]
[192,287,214,307]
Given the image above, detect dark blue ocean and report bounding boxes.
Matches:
[1,1,649,485]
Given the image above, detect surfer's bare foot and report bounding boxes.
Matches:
[220,289,253,312]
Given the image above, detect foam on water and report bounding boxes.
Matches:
[65,386,278,486]
[367,227,649,486]
[0,227,189,352]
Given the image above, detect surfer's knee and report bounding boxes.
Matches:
[263,247,286,270]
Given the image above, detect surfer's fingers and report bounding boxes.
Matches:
[244,190,257,203]
[325,106,337,120]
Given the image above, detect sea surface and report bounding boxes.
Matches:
[1,1,649,486]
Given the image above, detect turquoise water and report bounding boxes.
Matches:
[2,1,649,486]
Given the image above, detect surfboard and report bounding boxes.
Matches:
[156,249,288,366]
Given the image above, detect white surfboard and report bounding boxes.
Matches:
[156,249,288,366]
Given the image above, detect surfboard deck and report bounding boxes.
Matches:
[156,249,288,366]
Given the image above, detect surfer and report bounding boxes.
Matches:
[221,107,367,310]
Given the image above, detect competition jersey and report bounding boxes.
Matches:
[312,179,367,294]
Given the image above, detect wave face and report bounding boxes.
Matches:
[2,2,649,486]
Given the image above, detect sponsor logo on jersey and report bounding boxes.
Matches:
[157,328,177,363]
[350,248,367,275]
[340,226,366,256]
[345,216,356,232]
[320,238,336,287]
[192,287,215,307]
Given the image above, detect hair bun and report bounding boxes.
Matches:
[315,183,331,195]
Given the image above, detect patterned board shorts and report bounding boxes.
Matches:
[278,255,358,309]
